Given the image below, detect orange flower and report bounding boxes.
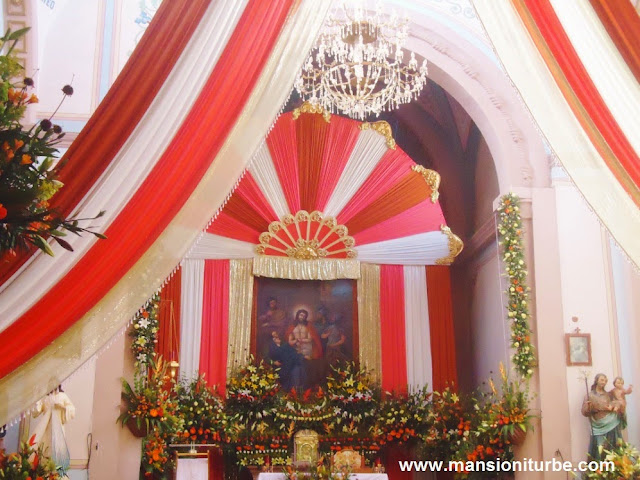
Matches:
[28,94,39,104]
[14,139,24,149]
[21,154,32,165]
[149,408,158,417]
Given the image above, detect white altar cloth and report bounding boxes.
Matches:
[176,457,209,480]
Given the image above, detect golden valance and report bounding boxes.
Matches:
[252,256,360,280]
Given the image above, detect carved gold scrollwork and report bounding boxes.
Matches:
[411,165,441,203]
[255,210,356,259]
[436,225,464,265]
[292,101,331,123]
[359,120,396,149]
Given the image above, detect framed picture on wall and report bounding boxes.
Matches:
[565,333,592,366]
[251,277,358,391]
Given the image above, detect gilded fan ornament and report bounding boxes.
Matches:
[436,225,464,265]
[256,210,356,259]
[360,121,396,149]
[412,165,441,203]
[292,101,331,123]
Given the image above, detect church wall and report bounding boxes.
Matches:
[553,178,618,463]
[468,246,508,385]
[61,359,97,479]
[472,137,499,232]
[89,333,141,480]
[610,239,640,445]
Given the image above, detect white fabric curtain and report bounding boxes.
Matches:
[323,130,388,217]
[404,266,432,391]
[187,233,255,260]
[0,0,248,330]
[179,259,205,381]
[249,142,290,219]
[356,231,449,265]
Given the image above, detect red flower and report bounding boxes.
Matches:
[0,204,7,220]
[29,434,37,446]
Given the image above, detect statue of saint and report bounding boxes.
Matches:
[610,376,633,429]
[581,374,622,460]
[32,387,75,474]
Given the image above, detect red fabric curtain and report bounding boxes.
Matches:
[234,172,278,225]
[157,267,181,365]
[353,201,445,246]
[345,173,429,236]
[337,149,411,224]
[207,212,261,244]
[267,114,300,213]
[296,113,330,212]
[426,266,457,391]
[199,260,230,393]
[519,0,640,199]
[588,0,640,84]
[314,116,360,212]
[0,0,212,284]
[380,265,407,395]
[0,0,295,380]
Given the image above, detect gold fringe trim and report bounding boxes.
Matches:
[436,225,464,265]
[292,101,331,123]
[411,165,441,203]
[253,256,360,280]
[227,259,254,375]
[359,120,396,149]
[357,263,381,383]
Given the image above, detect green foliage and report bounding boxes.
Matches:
[0,28,105,256]
[0,435,61,479]
[497,193,536,378]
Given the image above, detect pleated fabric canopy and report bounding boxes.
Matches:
[188,106,461,268]
[0,0,331,425]
[475,0,640,267]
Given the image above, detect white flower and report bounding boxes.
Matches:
[138,318,150,329]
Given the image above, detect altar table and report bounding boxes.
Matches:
[258,473,388,480]
[176,457,209,480]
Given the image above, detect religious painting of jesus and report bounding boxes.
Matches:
[252,278,358,390]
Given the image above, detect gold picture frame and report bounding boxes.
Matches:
[565,333,592,366]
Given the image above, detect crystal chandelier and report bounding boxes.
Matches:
[295,1,428,120]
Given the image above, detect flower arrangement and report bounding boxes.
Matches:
[0,28,105,256]
[226,357,280,436]
[276,387,333,425]
[372,388,431,445]
[326,362,377,431]
[141,429,174,479]
[420,387,474,461]
[497,193,536,378]
[118,356,181,436]
[174,375,226,444]
[130,294,160,368]
[584,440,640,480]
[486,363,534,444]
[0,434,61,479]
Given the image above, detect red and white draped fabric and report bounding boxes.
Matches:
[474,0,640,267]
[198,110,453,263]
[380,265,457,395]
[0,0,331,424]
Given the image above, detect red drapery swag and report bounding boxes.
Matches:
[518,0,640,200]
[0,0,212,284]
[426,266,458,391]
[0,0,295,380]
[157,267,182,366]
[199,260,230,394]
[588,0,640,84]
[379,265,408,395]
